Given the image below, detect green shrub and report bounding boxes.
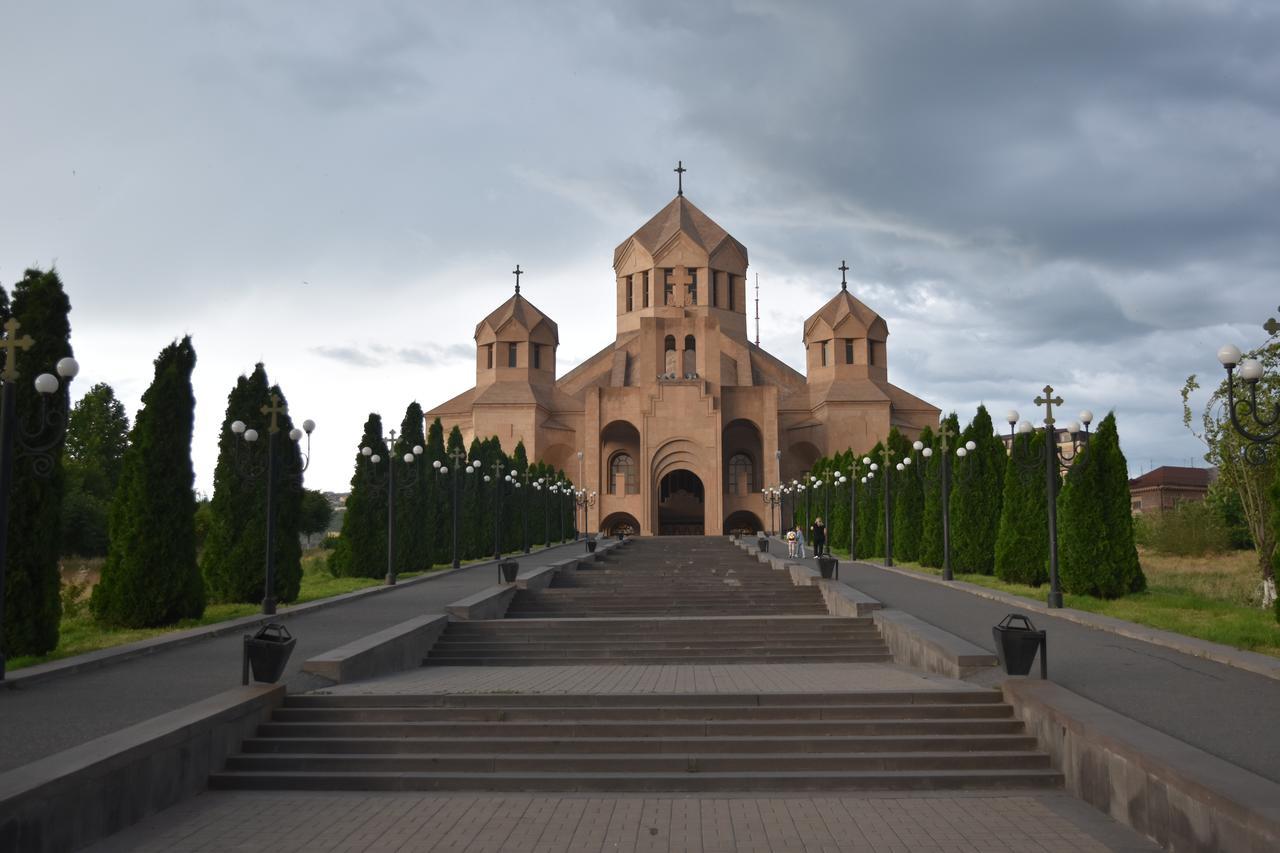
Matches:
[1135,501,1231,556]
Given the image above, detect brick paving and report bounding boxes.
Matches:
[318,662,973,697]
[86,790,1158,852]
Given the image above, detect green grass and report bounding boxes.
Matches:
[831,547,1280,659]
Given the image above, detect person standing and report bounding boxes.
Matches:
[794,524,807,559]
[786,527,797,557]
[811,516,827,557]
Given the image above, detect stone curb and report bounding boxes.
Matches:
[3,542,579,690]
[849,559,1280,684]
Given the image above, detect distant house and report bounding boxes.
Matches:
[1128,466,1214,514]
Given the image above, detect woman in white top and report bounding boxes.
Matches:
[794,525,807,559]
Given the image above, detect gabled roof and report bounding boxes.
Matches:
[613,195,747,267]
[475,293,559,344]
[804,288,886,340]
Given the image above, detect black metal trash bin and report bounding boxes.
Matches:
[500,560,520,584]
[992,614,1046,678]
[817,556,838,579]
[586,537,597,553]
[757,535,768,552]
[244,624,296,684]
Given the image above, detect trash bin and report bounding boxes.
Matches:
[992,614,1046,678]
[500,560,520,584]
[757,533,768,552]
[817,556,838,580]
[244,624,296,684]
[586,537,597,553]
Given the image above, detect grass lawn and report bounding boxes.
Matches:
[832,546,1280,659]
[5,550,442,672]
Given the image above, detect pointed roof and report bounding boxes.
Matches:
[475,292,559,343]
[614,196,747,267]
[804,287,886,340]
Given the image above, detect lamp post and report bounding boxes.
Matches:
[229,394,315,614]
[482,459,506,560]
[834,456,871,560]
[1216,309,1280,464]
[877,446,898,566]
[362,431,422,586]
[518,469,534,553]
[1005,388,1093,609]
[574,488,597,547]
[534,477,550,546]
[0,319,78,681]
[762,487,782,536]
[576,450,585,540]
[434,446,476,569]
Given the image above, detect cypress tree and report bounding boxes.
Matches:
[91,338,204,627]
[328,414,389,578]
[1058,412,1145,598]
[62,382,130,557]
[424,418,447,565]
[393,402,429,574]
[994,430,1050,586]
[894,426,930,562]
[857,442,884,558]
[443,425,466,559]
[463,437,485,558]
[3,269,74,656]
[201,365,304,604]
[920,414,960,568]
[510,441,529,552]
[949,405,1005,574]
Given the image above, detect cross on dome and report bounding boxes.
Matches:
[674,160,686,196]
[512,264,523,295]
[838,260,850,291]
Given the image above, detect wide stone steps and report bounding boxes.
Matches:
[426,653,891,666]
[211,692,1062,792]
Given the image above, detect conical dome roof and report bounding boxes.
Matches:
[475,292,559,344]
[804,286,887,340]
[614,196,747,267]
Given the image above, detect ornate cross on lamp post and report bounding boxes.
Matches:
[0,318,78,680]
[674,160,686,196]
[1006,386,1093,609]
[434,446,473,569]
[1216,306,1280,464]
[362,429,424,586]
[879,445,897,567]
[230,393,315,613]
[484,458,506,560]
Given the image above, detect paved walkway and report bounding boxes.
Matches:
[0,540,597,772]
[766,539,1280,784]
[86,790,1159,852]
[319,662,976,696]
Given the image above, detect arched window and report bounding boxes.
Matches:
[664,335,676,352]
[664,335,677,375]
[727,453,754,495]
[608,452,638,495]
[684,334,696,351]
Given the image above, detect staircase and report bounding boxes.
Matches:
[210,691,1061,792]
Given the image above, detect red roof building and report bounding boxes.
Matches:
[1128,466,1214,514]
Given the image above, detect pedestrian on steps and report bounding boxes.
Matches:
[794,525,806,559]
[811,517,826,557]
[786,527,797,557]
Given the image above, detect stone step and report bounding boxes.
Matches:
[428,641,891,654]
[425,653,893,666]
[449,617,870,628]
[224,750,1052,774]
[209,768,1063,792]
[243,733,1040,754]
[281,691,1004,708]
[269,704,1009,723]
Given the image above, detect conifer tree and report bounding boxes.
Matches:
[201,365,304,603]
[91,338,204,627]
[857,442,884,558]
[328,414,389,578]
[994,430,1050,585]
[1272,468,1280,622]
[949,405,1005,574]
[1058,412,1145,597]
[463,437,485,558]
[393,402,429,574]
[62,382,130,557]
[423,418,447,565]
[443,425,466,559]
[920,414,960,568]
[894,426,930,562]
[3,269,74,655]
[510,441,530,552]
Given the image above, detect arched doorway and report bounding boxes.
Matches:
[601,512,640,537]
[723,511,763,535]
[658,470,704,535]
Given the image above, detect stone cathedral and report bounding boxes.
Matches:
[426,186,940,536]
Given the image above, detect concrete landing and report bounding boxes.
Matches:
[315,662,978,696]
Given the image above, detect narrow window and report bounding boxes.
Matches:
[727,273,735,310]
[485,344,493,369]
[507,342,517,368]
[625,276,633,312]
[711,271,719,307]
[663,269,673,305]
[642,271,650,308]
[609,452,637,495]
[686,269,698,305]
[845,339,854,364]
[868,341,876,366]
[533,343,541,369]
[728,453,754,495]
[820,341,829,367]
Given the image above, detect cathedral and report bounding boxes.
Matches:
[426,184,940,536]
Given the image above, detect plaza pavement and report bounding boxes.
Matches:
[767,538,1280,784]
[0,540,597,773]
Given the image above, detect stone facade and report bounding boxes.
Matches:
[426,193,940,535]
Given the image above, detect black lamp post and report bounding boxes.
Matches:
[518,469,533,553]
[1216,314,1279,463]
[362,430,422,586]
[229,394,315,614]
[0,319,78,681]
[482,458,506,560]
[573,487,597,548]
[833,456,870,560]
[762,486,782,537]
[434,446,477,569]
[876,445,898,567]
[1005,389,1093,609]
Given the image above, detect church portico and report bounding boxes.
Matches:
[426,171,940,537]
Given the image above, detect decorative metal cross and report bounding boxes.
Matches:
[512,264,523,295]
[674,160,686,196]
[260,393,286,434]
[838,261,850,291]
[449,446,467,469]
[0,318,34,382]
[879,445,896,466]
[1265,306,1279,337]
[1034,384,1065,427]
[935,419,956,454]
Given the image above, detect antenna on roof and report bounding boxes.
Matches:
[754,274,760,347]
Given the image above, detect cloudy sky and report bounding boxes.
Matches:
[1,0,1276,494]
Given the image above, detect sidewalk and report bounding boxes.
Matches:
[763,537,1280,785]
[0,539,598,773]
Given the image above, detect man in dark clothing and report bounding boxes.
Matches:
[811,517,827,557]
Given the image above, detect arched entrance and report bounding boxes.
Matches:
[601,512,640,537]
[723,511,763,535]
[658,470,704,535]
